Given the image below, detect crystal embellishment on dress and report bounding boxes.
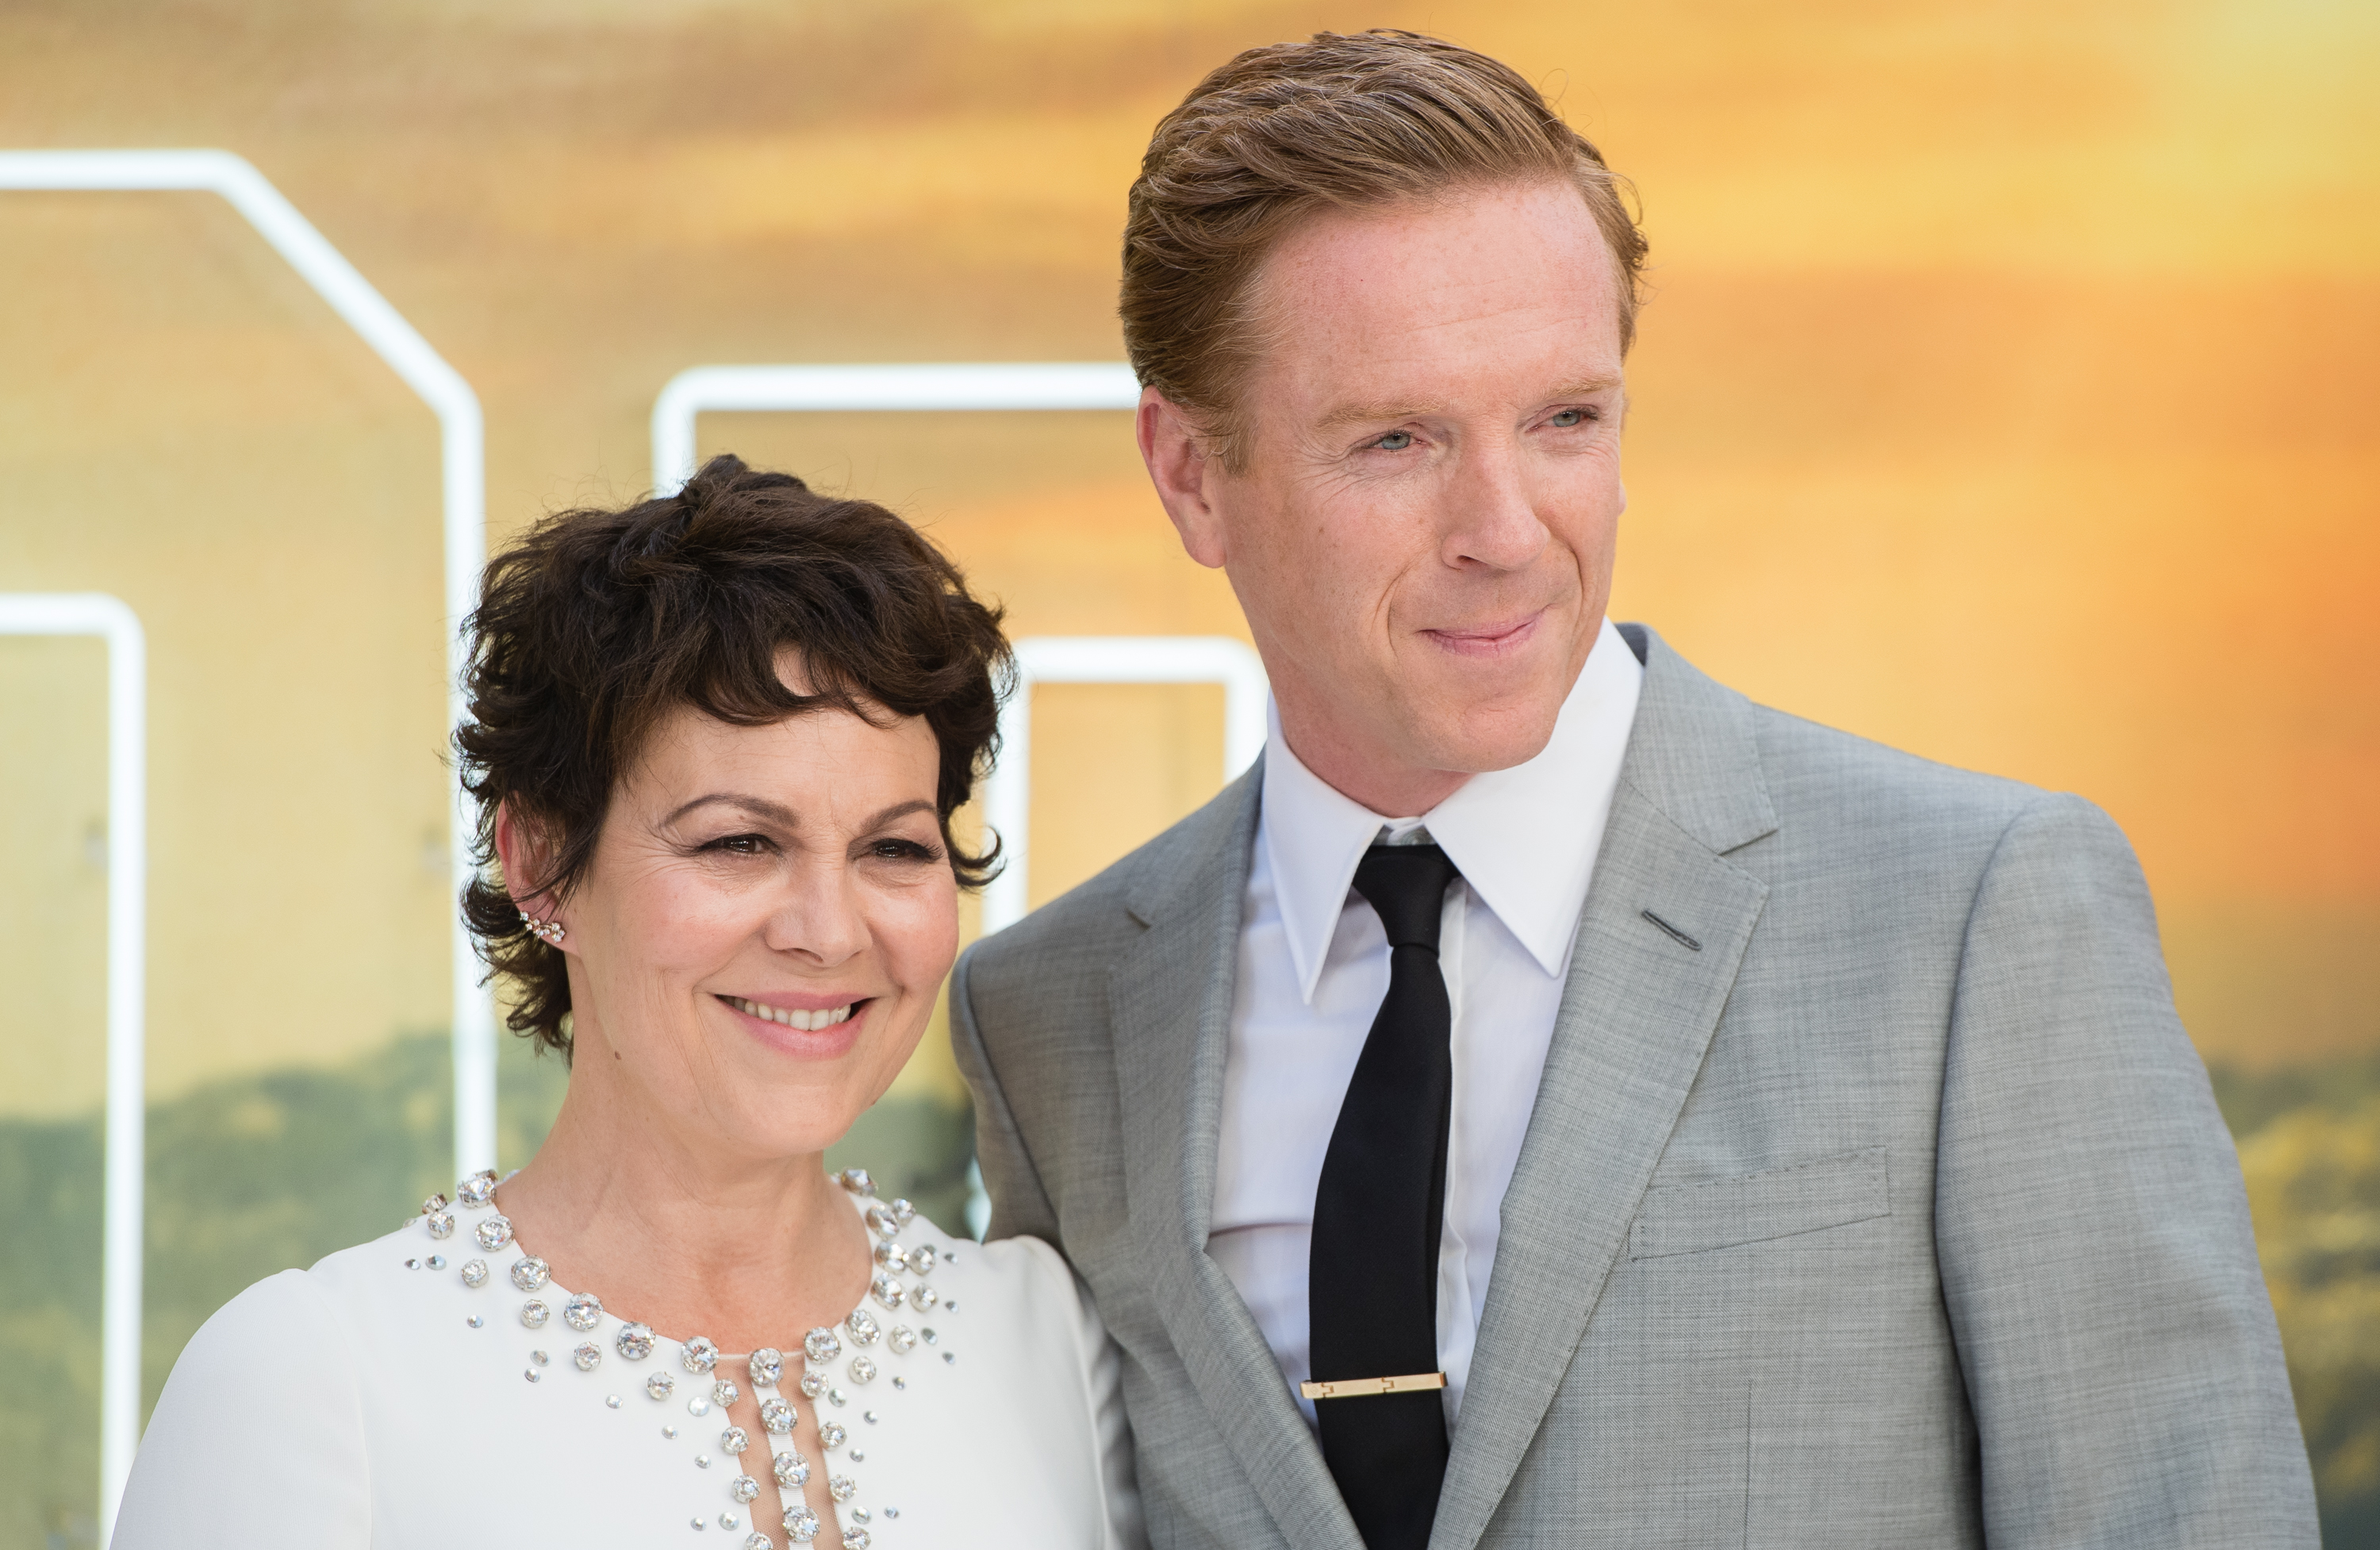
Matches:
[804,1327,842,1364]
[474,1214,514,1250]
[616,1322,655,1360]
[689,1395,712,1418]
[869,1274,904,1310]
[405,1258,420,1271]
[744,1534,772,1550]
[842,1529,869,1550]
[509,1256,550,1292]
[906,1243,935,1276]
[712,1377,740,1408]
[798,1372,827,1400]
[574,1341,602,1371]
[782,1506,820,1543]
[683,1335,720,1373]
[731,1474,761,1504]
[827,1475,857,1503]
[862,1204,901,1238]
[721,1513,739,1531]
[886,1326,915,1355]
[819,1421,848,1452]
[909,1285,938,1314]
[647,1372,677,1400]
[847,1356,876,1384]
[457,1169,497,1207]
[428,1254,447,1270]
[827,1387,849,1407]
[524,1368,541,1383]
[468,1315,485,1329]
[424,1210,455,1239]
[844,1310,879,1346]
[606,1395,622,1408]
[460,1259,489,1288]
[563,1291,604,1332]
[748,1347,783,1387]
[521,1299,551,1329]
[889,1377,904,1391]
[720,1425,750,1456]
[759,1396,794,1434]
[697,1453,712,1469]
[773,1451,810,1488]
[871,1241,907,1274]
[836,1167,874,1196]
[532,1349,550,1364]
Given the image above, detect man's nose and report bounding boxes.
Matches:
[1439,439,1550,573]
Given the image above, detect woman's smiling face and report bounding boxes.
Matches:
[533,663,958,1161]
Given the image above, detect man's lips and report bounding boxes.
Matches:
[1421,609,1546,657]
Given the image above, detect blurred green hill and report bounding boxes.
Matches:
[0,1035,2370,1548]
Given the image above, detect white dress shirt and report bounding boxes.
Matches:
[1208,617,1644,1427]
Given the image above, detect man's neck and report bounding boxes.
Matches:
[1272,710,1473,818]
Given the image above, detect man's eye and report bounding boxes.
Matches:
[1548,408,1593,428]
[1368,430,1415,451]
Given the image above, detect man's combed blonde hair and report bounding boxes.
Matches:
[1121,29,1649,471]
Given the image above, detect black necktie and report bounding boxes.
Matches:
[1310,842,1461,1550]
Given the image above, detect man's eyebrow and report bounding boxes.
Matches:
[1315,399,1438,433]
[662,792,801,827]
[1313,377,1625,434]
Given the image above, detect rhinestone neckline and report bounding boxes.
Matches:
[421,1164,943,1548]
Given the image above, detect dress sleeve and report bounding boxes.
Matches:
[1018,1236,1145,1550]
[113,1269,374,1550]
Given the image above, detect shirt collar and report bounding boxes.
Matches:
[1257,617,1646,1001]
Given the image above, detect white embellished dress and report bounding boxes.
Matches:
[114,1172,1139,1550]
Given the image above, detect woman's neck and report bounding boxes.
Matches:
[493,1061,875,1353]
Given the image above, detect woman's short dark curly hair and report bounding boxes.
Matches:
[455,454,1012,1057]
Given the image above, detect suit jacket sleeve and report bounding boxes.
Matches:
[951,939,1065,1247]
[1933,792,2317,1546]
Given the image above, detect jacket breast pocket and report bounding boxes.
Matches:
[1628,1146,1890,1260]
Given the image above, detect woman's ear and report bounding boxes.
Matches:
[493,799,560,921]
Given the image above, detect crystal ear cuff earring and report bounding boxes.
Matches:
[519,909,566,946]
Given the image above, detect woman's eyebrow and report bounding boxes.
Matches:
[862,799,938,830]
[662,792,801,827]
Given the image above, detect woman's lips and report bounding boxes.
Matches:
[721,994,857,1032]
[716,993,872,1054]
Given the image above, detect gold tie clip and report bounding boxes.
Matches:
[1299,1372,1448,1401]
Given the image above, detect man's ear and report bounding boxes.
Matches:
[1136,387,1230,570]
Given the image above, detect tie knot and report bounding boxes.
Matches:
[1351,843,1461,951]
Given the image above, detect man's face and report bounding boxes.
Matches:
[1143,178,1626,814]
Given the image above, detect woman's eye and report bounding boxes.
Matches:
[870,838,935,862]
[1368,429,1415,452]
[706,834,770,855]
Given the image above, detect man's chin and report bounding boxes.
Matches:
[1405,696,1568,778]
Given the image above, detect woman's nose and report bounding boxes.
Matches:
[763,869,870,965]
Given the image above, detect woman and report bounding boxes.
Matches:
[115,456,1141,1550]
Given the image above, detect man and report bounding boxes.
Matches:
[953,29,2316,1549]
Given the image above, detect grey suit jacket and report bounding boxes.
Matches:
[951,625,2316,1548]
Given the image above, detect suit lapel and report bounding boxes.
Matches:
[1431,630,1778,1550]
[1108,761,1366,1550]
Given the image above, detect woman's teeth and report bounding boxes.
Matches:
[727,997,855,1032]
